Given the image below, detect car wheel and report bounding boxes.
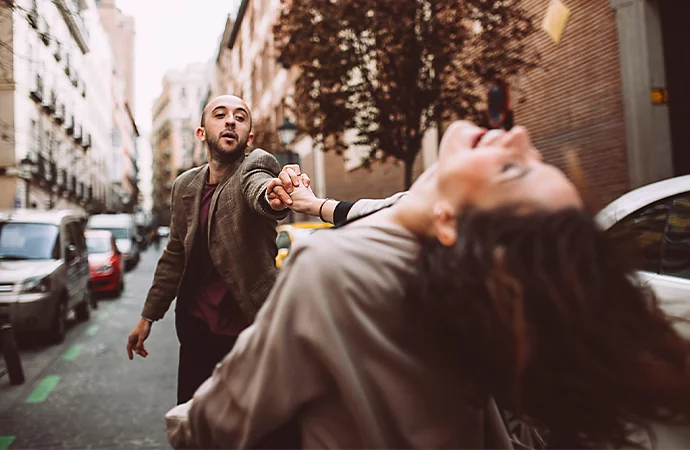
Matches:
[50,298,68,344]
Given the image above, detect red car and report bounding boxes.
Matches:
[85,230,125,295]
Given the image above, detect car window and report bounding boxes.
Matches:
[276,231,291,250]
[86,236,112,254]
[0,223,59,260]
[608,200,671,273]
[661,194,690,279]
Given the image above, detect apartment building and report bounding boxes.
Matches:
[0,0,115,211]
[150,62,209,225]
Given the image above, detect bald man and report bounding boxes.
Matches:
[127,95,298,404]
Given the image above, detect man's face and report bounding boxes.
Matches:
[197,95,254,163]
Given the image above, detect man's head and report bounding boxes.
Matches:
[197,95,254,164]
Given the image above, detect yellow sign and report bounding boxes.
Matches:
[542,0,571,44]
[651,88,668,105]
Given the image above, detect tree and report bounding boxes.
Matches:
[275,0,537,189]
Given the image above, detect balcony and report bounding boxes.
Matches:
[65,115,75,135]
[29,74,44,103]
[54,103,65,124]
[82,133,91,149]
[41,90,56,113]
[28,1,38,29]
[64,55,71,77]
[54,41,62,61]
[39,19,50,45]
[73,124,82,143]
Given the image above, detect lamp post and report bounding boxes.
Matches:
[277,118,300,223]
[19,156,34,209]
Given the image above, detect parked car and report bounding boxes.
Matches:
[0,209,92,343]
[85,230,125,296]
[87,214,140,270]
[275,222,333,268]
[596,174,690,335]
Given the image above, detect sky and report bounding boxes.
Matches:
[116,0,239,131]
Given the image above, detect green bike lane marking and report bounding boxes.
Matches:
[0,436,15,450]
[61,344,84,361]
[25,375,61,404]
[85,324,99,336]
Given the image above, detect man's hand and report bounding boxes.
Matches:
[127,318,152,360]
[266,164,311,211]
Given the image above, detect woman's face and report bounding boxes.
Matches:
[431,122,583,246]
[437,122,582,213]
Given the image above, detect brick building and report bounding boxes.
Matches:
[212,0,689,206]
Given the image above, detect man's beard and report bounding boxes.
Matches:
[207,133,249,164]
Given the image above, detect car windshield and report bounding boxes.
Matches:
[90,227,128,240]
[0,222,59,260]
[86,236,111,254]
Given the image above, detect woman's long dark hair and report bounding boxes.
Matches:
[419,206,690,448]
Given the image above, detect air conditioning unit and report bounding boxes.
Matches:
[29,73,44,103]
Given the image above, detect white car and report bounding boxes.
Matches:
[596,175,690,335]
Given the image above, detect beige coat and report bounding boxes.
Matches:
[142,149,288,323]
[166,222,518,449]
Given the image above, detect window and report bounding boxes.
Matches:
[276,231,291,250]
[608,200,671,273]
[180,87,186,100]
[0,223,59,260]
[661,194,690,279]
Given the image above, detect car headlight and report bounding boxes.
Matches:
[20,276,51,294]
[96,264,114,274]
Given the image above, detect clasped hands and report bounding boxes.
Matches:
[266,164,324,217]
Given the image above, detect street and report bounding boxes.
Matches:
[0,246,177,450]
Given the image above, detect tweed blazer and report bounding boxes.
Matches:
[141,149,288,323]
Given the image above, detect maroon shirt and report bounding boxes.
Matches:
[187,182,248,336]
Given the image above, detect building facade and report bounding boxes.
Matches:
[150,62,209,226]
[97,0,140,213]
[213,0,689,207]
[0,0,115,212]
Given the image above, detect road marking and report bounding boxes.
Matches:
[0,436,15,450]
[62,344,84,361]
[25,375,61,403]
[85,324,99,336]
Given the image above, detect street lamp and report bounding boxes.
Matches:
[19,156,34,208]
[278,117,298,147]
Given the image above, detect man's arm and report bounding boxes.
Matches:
[127,179,186,359]
[141,179,186,320]
[242,149,290,220]
[166,244,335,448]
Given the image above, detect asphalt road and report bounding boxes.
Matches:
[0,245,178,449]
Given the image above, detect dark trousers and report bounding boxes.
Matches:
[175,310,238,405]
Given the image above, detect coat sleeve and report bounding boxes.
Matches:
[343,191,409,223]
[167,244,339,449]
[241,149,290,220]
[141,178,185,321]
